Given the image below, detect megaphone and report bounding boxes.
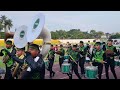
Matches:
[26,13,51,58]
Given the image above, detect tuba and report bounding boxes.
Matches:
[26,13,51,58]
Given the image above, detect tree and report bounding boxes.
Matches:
[4,19,13,31]
[90,30,96,35]
[0,22,3,31]
[96,31,104,38]
[110,33,120,39]
[0,15,13,32]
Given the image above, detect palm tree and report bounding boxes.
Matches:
[0,15,13,32]
[4,19,13,32]
[0,20,3,31]
[0,15,7,23]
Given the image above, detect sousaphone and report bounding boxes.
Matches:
[26,13,51,58]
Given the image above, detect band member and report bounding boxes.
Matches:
[104,39,118,79]
[68,45,81,79]
[78,41,87,77]
[0,40,16,79]
[46,45,55,79]
[90,42,106,79]
[56,44,65,70]
[5,44,45,79]
[11,47,26,79]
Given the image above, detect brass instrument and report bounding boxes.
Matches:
[11,54,25,78]
[18,63,28,79]
[3,55,10,63]
[11,62,20,77]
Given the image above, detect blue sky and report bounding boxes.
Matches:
[0,11,120,33]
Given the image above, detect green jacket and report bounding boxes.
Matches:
[59,48,65,57]
[47,49,55,59]
[69,50,79,61]
[106,45,115,51]
[79,46,87,57]
[92,50,105,63]
[2,48,14,67]
[66,47,72,55]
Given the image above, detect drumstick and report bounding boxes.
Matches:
[69,55,77,64]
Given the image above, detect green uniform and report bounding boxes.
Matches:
[2,48,14,67]
[106,45,115,51]
[92,50,105,63]
[47,49,55,59]
[106,45,117,59]
[66,47,72,55]
[79,46,87,57]
[59,48,65,58]
[69,50,79,61]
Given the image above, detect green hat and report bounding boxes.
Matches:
[29,44,40,51]
[6,40,12,45]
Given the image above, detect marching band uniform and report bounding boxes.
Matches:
[10,47,26,79]
[58,45,65,69]
[78,41,87,77]
[90,42,106,79]
[104,39,118,79]
[0,40,16,79]
[47,45,55,78]
[68,45,81,79]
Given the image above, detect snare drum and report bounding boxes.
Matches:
[61,63,71,74]
[44,60,49,69]
[114,59,119,66]
[85,66,98,79]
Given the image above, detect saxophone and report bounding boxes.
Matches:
[18,56,29,79]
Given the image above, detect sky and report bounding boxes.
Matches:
[0,11,120,33]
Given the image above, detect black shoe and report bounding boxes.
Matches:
[52,72,55,77]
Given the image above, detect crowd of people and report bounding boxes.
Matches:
[0,39,120,79]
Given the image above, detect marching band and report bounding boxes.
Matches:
[0,39,120,79]
[0,13,119,79]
